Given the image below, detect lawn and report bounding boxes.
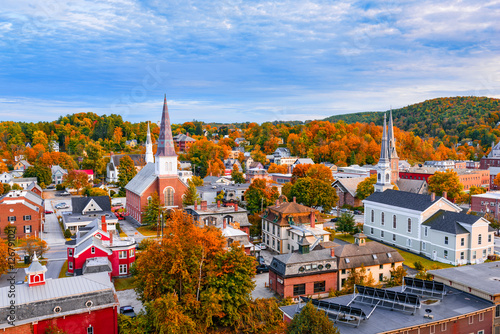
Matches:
[59,260,68,278]
[137,226,159,236]
[119,231,128,238]
[334,234,373,244]
[114,276,136,291]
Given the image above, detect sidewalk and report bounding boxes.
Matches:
[42,201,66,246]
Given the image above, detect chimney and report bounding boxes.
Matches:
[101,216,107,232]
[110,231,113,246]
[234,203,238,211]
[310,211,315,228]
[201,201,207,211]
[223,219,227,229]
[293,197,296,203]
[330,247,335,258]
[217,200,221,208]
[194,201,198,210]
[431,192,435,202]
[443,191,447,200]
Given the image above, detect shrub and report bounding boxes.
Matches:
[414,261,424,271]
[56,184,65,191]
[64,229,72,238]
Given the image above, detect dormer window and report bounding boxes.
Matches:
[91,246,95,254]
[345,258,350,263]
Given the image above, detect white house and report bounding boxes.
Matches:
[51,165,68,185]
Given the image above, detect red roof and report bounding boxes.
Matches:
[75,170,94,175]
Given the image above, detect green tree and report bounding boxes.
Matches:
[356,174,377,200]
[341,265,376,294]
[215,190,225,202]
[336,213,356,234]
[12,184,22,190]
[190,175,204,187]
[118,155,137,188]
[231,164,246,184]
[428,170,464,202]
[82,142,105,176]
[287,301,340,334]
[143,192,160,226]
[290,177,338,212]
[183,181,200,206]
[23,165,51,186]
[385,265,407,287]
[244,179,280,214]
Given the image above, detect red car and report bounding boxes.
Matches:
[45,210,53,214]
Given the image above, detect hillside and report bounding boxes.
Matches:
[325,96,500,147]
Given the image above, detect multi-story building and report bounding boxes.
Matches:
[471,192,500,220]
[125,96,188,224]
[0,257,118,333]
[399,166,489,191]
[480,140,500,169]
[0,190,44,239]
[261,199,330,254]
[66,216,136,277]
[424,160,467,169]
[51,165,68,185]
[62,196,118,233]
[332,177,367,208]
[173,133,195,152]
[364,189,494,265]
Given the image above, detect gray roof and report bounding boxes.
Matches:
[396,179,428,194]
[294,158,314,165]
[423,210,480,234]
[429,262,500,296]
[334,242,404,270]
[364,189,444,211]
[72,196,111,214]
[111,154,145,167]
[124,162,156,195]
[270,249,338,277]
[332,177,367,197]
[281,286,494,334]
[13,177,37,183]
[51,165,67,175]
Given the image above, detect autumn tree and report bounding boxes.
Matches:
[63,170,90,194]
[291,164,311,183]
[385,265,407,287]
[306,164,334,184]
[494,174,500,188]
[244,179,280,214]
[19,237,49,261]
[190,175,204,187]
[183,181,200,206]
[0,240,9,275]
[356,174,377,200]
[251,145,267,165]
[82,142,106,176]
[23,165,51,187]
[231,164,245,184]
[290,177,338,212]
[268,163,288,174]
[428,170,464,202]
[83,187,109,197]
[118,156,137,188]
[287,301,340,334]
[0,162,8,173]
[143,192,160,226]
[341,265,376,294]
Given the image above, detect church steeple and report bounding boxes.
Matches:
[154,95,178,176]
[387,109,399,182]
[375,113,393,193]
[145,122,154,164]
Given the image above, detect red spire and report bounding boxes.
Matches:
[155,95,177,157]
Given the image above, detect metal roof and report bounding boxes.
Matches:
[124,162,156,195]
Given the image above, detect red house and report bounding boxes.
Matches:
[0,256,118,333]
[125,96,188,224]
[66,216,136,277]
[0,190,44,239]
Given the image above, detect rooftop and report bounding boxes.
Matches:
[364,189,448,212]
[429,262,500,296]
[472,191,500,200]
[280,285,494,334]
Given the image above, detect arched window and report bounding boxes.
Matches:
[385,173,390,182]
[147,196,152,204]
[164,187,174,206]
[378,173,381,181]
[393,215,396,229]
[381,212,385,225]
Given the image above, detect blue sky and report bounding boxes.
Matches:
[0,0,499,124]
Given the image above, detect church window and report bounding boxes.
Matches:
[378,173,381,181]
[385,173,389,182]
[164,187,174,206]
[381,212,385,225]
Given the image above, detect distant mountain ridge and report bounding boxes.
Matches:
[324,96,500,147]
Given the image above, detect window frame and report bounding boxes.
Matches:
[407,218,412,233]
[313,281,326,293]
[293,283,306,296]
[119,264,127,275]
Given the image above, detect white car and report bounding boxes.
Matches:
[258,243,267,250]
[55,203,69,209]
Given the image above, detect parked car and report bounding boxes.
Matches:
[258,243,267,250]
[256,264,269,274]
[59,191,71,197]
[45,210,53,214]
[46,185,55,190]
[115,213,125,221]
[354,210,362,215]
[55,203,69,209]
[330,217,338,222]
[119,306,136,318]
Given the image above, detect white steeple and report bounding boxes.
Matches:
[145,121,154,164]
[374,113,393,193]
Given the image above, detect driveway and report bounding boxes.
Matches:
[116,289,144,313]
[252,272,276,300]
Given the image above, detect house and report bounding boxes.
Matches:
[26,182,43,197]
[125,139,138,147]
[125,97,189,224]
[173,133,196,152]
[75,169,94,182]
[292,158,314,170]
[280,278,495,334]
[399,166,489,191]
[334,233,404,290]
[235,137,248,146]
[106,153,145,183]
[223,183,250,203]
[0,256,118,334]
[332,177,367,208]
[62,196,117,233]
[471,192,500,220]
[49,140,60,152]
[248,161,264,170]
[0,190,44,239]
[197,184,224,204]
[203,175,232,186]
[480,140,500,169]
[51,165,68,185]
[270,173,292,185]
[0,172,12,184]
[269,245,338,299]
[178,170,193,184]
[320,162,338,173]
[13,160,32,171]
[424,160,467,169]
[66,216,136,277]
[364,190,494,265]
[275,156,299,166]
[246,168,270,183]
[261,199,330,254]
[429,262,500,333]
[12,177,38,189]
[273,147,291,159]
[224,158,242,176]
[185,201,252,250]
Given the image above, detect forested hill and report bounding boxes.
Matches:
[324,96,500,147]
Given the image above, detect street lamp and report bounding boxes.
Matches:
[157,207,175,239]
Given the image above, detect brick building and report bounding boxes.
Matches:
[66,216,136,277]
[399,167,489,191]
[471,192,500,221]
[0,256,118,333]
[125,96,188,224]
[0,190,44,239]
[173,133,195,152]
[332,177,366,208]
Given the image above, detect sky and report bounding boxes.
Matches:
[0,0,499,124]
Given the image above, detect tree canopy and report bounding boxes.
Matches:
[428,170,463,202]
[287,302,340,334]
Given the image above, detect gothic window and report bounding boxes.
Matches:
[378,173,381,181]
[164,187,174,206]
[381,212,385,225]
[385,173,389,182]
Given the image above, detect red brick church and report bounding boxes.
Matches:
[125,96,188,223]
